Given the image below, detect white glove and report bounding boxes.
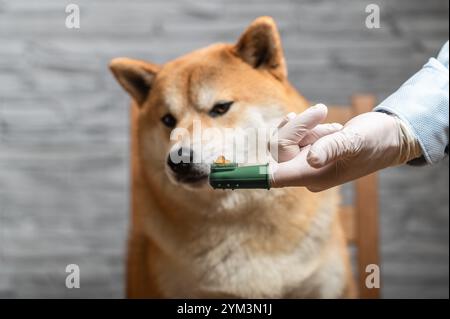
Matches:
[268,103,342,185]
[269,107,422,191]
[269,104,342,163]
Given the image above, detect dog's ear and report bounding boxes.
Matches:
[234,16,287,80]
[109,57,160,106]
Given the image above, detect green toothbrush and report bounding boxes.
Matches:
[209,156,270,190]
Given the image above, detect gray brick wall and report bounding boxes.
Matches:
[0,0,448,298]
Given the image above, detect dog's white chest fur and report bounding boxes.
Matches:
[155,241,345,298]
[144,189,347,298]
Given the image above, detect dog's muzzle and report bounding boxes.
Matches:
[167,147,209,184]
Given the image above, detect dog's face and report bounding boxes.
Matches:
[110,17,307,190]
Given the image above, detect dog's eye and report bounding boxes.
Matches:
[161,113,177,128]
[209,101,233,117]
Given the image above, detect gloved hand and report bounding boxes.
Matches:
[269,104,343,163]
[269,106,422,192]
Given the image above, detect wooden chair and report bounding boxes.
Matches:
[327,94,380,299]
[128,94,380,298]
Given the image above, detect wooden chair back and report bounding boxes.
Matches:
[328,94,380,299]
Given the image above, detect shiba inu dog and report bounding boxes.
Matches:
[110,16,355,298]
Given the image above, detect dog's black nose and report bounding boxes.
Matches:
[167,147,195,175]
